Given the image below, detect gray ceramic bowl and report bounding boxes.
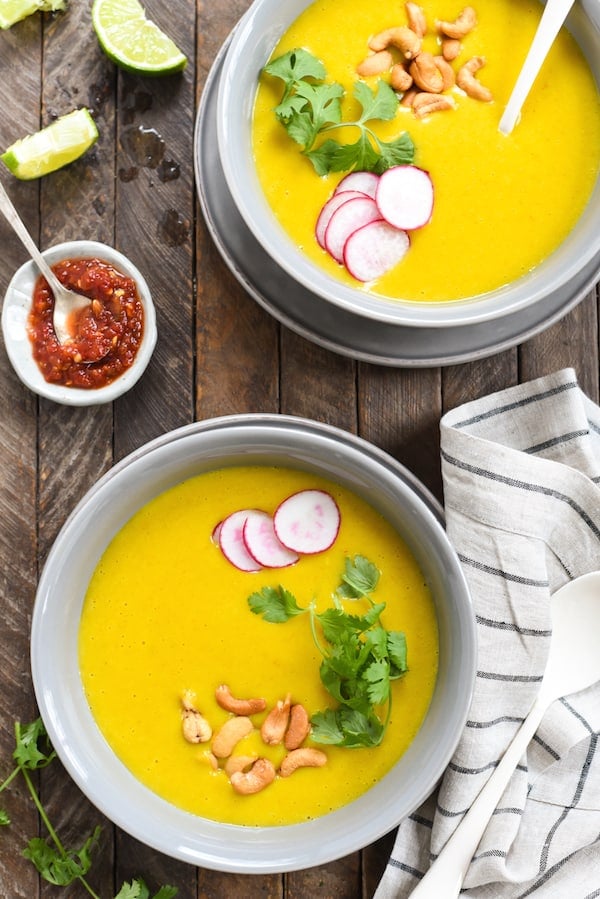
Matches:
[216,0,600,328]
[31,415,475,873]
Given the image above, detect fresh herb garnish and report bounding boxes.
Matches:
[263,48,415,175]
[247,555,408,748]
[0,718,177,899]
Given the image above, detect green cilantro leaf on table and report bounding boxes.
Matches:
[247,555,408,748]
[0,718,179,898]
[263,48,415,175]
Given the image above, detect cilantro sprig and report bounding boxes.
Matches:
[0,718,177,898]
[263,48,415,176]
[248,555,408,748]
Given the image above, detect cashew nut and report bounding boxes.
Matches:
[284,703,311,750]
[279,748,328,777]
[390,64,413,93]
[433,55,456,91]
[356,49,394,77]
[181,690,212,744]
[405,2,427,38]
[441,37,461,61]
[409,51,444,93]
[224,754,258,777]
[215,684,266,716]
[457,56,493,102]
[400,87,419,107]
[212,715,253,758]
[261,693,291,745]
[436,6,477,39]
[412,92,456,117]
[230,757,276,795]
[369,26,421,59]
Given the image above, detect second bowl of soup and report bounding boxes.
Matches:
[217,0,600,326]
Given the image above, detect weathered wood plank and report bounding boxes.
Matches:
[0,12,46,899]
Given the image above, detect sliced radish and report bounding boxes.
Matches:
[315,190,366,249]
[211,520,223,545]
[243,510,300,569]
[324,196,382,263]
[273,489,340,555]
[334,171,380,199]
[375,165,434,231]
[218,509,263,572]
[344,219,410,282]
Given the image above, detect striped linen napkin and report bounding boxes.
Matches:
[375,368,600,898]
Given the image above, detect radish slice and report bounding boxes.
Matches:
[375,165,434,231]
[243,510,300,569]
[344,220,410,282]
[315,190,366,249]
[219,509,263,572]
[334,171,380,199]
[273,489,340,555]
[211,520,223,545]
[324,196,382,263]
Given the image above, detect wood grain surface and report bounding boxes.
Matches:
[0,1,598,897]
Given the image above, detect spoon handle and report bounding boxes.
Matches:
[498,0,575,135]
[409,690,551,898]
[0,178,62,290]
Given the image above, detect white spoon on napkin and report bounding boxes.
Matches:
[498,0,575,135]
[410,570,600,898]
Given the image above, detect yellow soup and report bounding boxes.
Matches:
[252,0,600,301]
[79,466,438,826]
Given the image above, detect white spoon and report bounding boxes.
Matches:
[0,178,90,345]
[410,570,600,898]
[498,0,575,135]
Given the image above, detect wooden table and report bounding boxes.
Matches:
[0,1,598,896]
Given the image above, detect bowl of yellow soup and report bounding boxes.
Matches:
[216,0,600,328]
[31,414,476,872]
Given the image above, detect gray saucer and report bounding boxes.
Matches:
[194,39,600,368]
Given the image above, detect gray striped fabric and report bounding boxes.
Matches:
[375,368,600,898]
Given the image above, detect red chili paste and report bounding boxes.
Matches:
[28,257,144,389]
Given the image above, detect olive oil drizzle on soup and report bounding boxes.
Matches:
[78,467,438,826]
[252,0,600,302]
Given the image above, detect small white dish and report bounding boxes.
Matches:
[1,240,157,406]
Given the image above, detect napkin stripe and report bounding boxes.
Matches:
[441,449,600,540]
[450,379,578,430]
[525,429,589,455]
[475,614,552,637]
[458,552,549,588]
[467,715,524,729]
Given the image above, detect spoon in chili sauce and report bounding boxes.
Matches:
[0,179,93,347]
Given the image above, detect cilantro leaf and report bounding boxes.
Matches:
[23,825,100,886]
[13,719,55,770]
[264,47,326,88]
[115,880,178,899]
[387,630,408,675]
[371,132,416,174]
[354,79,399,123]
[248,585,305,622]
[337,555,380,599]
[310,708,345,744]
[0,809,10,826]
[363,658,391,705]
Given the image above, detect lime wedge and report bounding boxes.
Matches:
[1,108,99,180]
[0,0,65,30]
[91,0,187,76]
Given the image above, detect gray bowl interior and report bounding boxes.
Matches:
[31,415,475,872]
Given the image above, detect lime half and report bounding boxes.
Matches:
[0,0,66,30]
[1,108,99,180]
[92,0,187,76]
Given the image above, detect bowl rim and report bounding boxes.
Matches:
[216,0,600,328]
[30,413,477,873]
[1,239,157,406]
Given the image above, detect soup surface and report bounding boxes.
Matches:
[252,0,600,301]
[79,466,438,826]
